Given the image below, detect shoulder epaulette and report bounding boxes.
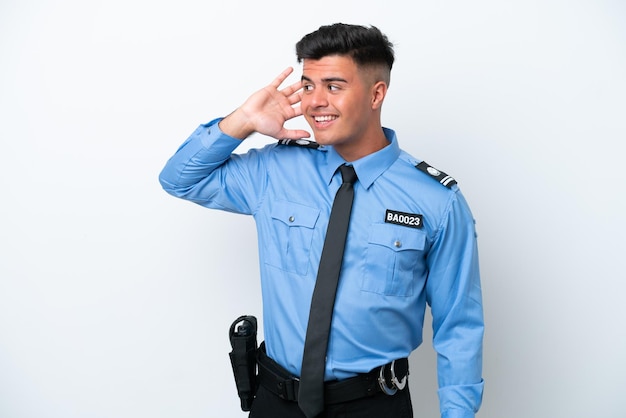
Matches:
[277,138,320,149]
[415,161,457,189]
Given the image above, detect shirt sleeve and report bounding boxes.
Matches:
[158,118,267,215]
[425,190,485,418]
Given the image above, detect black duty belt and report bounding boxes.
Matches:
[257,343,409,405]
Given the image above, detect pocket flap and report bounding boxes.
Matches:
[368,223,426,252]
[271,201,320,228]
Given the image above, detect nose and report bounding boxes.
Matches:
[308,87,328,108]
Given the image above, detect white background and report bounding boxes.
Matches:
[1,1,625,417]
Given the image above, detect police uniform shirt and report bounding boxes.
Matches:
[159,119,484,418]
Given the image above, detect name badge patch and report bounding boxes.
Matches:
[385,210,423,229]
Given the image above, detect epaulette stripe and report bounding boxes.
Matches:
[442,176,455,187]
[278,139,320,149]
[415,161,457,189]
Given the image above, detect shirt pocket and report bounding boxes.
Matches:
[361,223,427,297]
[266,201,320,276]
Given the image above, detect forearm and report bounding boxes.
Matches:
[159,118,242,198]
[433,271,484,418]
[435,306,484,418]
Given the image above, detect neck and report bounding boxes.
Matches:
[335,127,388,162]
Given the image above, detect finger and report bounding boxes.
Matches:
[280,129,311,140]
[270,67,294,89]
[281,79,303,97]
[289,103,303,117]
[287,90,302,106]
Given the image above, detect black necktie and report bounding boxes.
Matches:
[298,164,358,418]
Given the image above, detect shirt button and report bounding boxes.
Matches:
[394,240,402,248]
[289,216,295,223]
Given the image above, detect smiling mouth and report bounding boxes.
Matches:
[313,115,337,123]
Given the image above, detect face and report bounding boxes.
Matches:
[300,55,388,161]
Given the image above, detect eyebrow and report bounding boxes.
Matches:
[301,75,348,83]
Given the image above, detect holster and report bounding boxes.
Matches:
[228,315,259,411]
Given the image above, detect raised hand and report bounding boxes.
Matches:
[219,67,311,140]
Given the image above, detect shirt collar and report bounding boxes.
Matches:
[323,127,400,189]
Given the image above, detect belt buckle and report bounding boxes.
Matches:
[377,360,407,396]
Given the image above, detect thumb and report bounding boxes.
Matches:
[278,129,311,140]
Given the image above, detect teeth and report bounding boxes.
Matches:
[314,115,336,122]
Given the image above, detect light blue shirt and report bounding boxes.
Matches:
[159,119,484,418]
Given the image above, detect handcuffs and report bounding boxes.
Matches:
[377,359,408,395]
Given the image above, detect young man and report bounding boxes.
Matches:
[160,23,484,418]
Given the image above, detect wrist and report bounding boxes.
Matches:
[218,108,255,140]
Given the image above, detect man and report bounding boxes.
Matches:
[159,23,484,418]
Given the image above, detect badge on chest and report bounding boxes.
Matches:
[385,209,423,229]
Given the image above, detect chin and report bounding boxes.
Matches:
[311,131,337,146]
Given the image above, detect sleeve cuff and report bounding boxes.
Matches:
[438,379,484,418]
[199,118,243,149]
[442,409,476,418]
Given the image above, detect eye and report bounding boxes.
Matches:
[328,84,340,91]
[302,83,314,92]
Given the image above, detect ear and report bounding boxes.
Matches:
[371,81,388,110]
